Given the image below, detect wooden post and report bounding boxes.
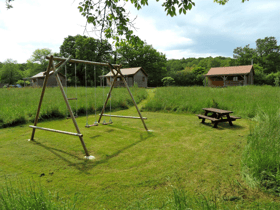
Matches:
[222,76,227,87]
[30,56,54,140]
[98,73,119,123]
[112,65,149,131]
[120,74,149,131]
[53,62,92,158]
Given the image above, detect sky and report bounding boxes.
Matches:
[0,0,279,63]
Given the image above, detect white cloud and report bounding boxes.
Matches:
[133,16,193,52]
[0,0,86,63]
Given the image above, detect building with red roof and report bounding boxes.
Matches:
[205,65,254,87]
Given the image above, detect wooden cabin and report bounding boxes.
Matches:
[103,67,148,88]
[23,71,66,87]
[205,65,254,87]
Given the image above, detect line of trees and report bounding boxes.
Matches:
[1,36,279,87]
[164,36,280,86]
[0,35,166,87]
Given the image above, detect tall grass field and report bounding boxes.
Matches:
[143,86,280,118]
[0,86,147,128]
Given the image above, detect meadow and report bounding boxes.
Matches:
[1,86,280,209]
[0,86,147,128]
[143,85,280,118]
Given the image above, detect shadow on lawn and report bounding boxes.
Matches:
[32,132,154,173]
[199,122,244,130]
[32,141,86,172]
[83,132,154,171]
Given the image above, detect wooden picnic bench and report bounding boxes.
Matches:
[197,108,241,128]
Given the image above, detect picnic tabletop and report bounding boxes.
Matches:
[202,108,233,114]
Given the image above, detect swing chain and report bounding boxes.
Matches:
[85,65,89,127]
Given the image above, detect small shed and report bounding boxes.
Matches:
[103,67,148,88]
[205,65,254,87]
[23,71,66,87]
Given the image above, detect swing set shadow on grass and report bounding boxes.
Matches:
[28,55,151,160]
[33,132,153,173]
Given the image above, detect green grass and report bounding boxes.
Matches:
[242,110,280,195]
[142,86,280,118]
[1,86,280,209]
[0,86,147,128]
[143,86,280,196]
[1,94,280,209]
[0,177,77,210]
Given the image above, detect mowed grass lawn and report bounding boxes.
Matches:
[1,95,278,209]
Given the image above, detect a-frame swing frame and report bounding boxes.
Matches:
[29,55,150,159]
[29,55,121,159]
[97,63,151,132]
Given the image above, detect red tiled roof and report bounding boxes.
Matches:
[205,65,254,76]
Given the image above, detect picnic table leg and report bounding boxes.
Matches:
[213,113,221,128]
[213,121,219,128]
[202,111,209,123]
[226,114,233,126]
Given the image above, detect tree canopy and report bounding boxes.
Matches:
[0,59,22,85]
[233,36,280,74]
[60,35,113,86]
[117,41,167,86]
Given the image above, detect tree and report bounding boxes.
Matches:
[117,41,167,86]
[255,37,280,74]
[29,48,52,67]
[23,61,44,78]
[60,35,112,86]
[0,59,22,85]
[161,77,175,86]
[233,37,280,74]
[233,44,256,66]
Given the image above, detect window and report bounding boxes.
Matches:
[142,77,145,82]
[233,77,238,81]
[117,78,120,81]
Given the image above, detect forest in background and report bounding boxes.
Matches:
[165,36,280,86]
[0,36,279,87]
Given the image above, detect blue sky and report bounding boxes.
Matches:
[0,0,279,63]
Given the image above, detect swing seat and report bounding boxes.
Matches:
[85,123,98,128]
[67,98,78,100]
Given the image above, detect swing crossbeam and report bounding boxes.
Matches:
[100,114,147,120]
[45,56,121,68]
[29,125,83,137]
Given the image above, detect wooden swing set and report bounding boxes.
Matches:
[28,55,150,159]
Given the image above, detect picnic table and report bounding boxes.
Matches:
[196,108,240,128]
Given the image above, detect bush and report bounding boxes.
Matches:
[161,77,175,86]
